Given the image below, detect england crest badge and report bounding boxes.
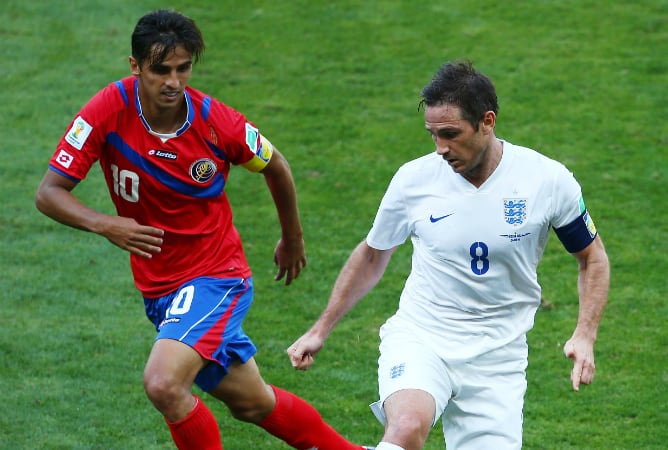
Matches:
[504,198,527,226]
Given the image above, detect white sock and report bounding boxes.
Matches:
[375,443,405,450]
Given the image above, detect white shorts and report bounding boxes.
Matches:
[370,318,528,449]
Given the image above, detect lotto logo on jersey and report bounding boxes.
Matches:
[65,116,93,150]
[148,149,178,160]
[55,149,74,168]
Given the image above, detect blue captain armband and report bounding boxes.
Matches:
[554,210,598,253]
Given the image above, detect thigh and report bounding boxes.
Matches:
[443,340,528,450]
[372,320,452,427]
[380,389,435,449]
[144,276,258,392]
[144,337,205,387]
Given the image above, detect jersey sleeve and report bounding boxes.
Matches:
[366,167,412,250]
[551,164,598,253]
[207,100,272,172]
[241,133,274,172]
[48,83,124,182]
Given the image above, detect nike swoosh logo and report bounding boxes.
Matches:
[429,213,453,223]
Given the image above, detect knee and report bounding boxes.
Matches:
[143,370,190,414]
[385,413,431,448]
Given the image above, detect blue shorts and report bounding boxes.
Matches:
[144,276,257,392]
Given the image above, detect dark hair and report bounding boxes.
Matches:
[131,9,205,68]
[419,60,498,130]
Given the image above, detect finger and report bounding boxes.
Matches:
[284,268,296,286]
[288,345,313,369]
[285,260,306,285]
[290,352,306,368]
[286,345,302,357]
[291,263,304,281]
[287,345,300,359]
[290,355,302,368]
[581,362,595,385]
[275,266,286,282]
[302,353,313,367]
[571,361,583,391]
[141,234,164,246]
[139,226,165,238]
[130,239,162,255]
[127,246,155,259]
[292,353,313,370]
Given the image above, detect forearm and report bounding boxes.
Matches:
[288,241,393,369]
[35,174,108,234]
[262,151,303,239]
[574,236,610,340]
[310,242,392,339]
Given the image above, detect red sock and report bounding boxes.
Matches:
[258,385,363,450]
[165,395,223,450]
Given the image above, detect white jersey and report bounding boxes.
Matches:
[366,140,585,360]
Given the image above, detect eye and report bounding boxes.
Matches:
[438,130,459,140]
[177,63,192,73]
[151,65,171,75]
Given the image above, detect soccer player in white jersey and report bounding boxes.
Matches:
[287,60,610,450]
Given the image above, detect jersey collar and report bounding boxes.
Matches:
[133,78,194,137]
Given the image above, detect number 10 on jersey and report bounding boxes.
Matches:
[111,164,139,203]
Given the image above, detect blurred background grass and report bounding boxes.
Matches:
[1,0,666,448]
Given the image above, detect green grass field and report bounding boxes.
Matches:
[1,0,666,448]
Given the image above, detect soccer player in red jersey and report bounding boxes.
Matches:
[36,9,371,450]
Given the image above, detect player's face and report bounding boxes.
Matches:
[424,103,495,182]
[130,45,193,113]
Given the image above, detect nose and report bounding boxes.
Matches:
[165,70,180,88]
[434,136,450,155]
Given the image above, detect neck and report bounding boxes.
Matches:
[463,139,503,187]
[139,94,187,134]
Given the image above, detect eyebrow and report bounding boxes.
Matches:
[149,60,193,71]
[425,123,462,130]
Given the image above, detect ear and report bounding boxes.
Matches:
[480,111,496,134]
[129,56,140,76]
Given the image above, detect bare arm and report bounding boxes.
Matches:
[563,235,610,391]
[287,240,396,370]
[35,170,164,258]
[260,148,307,285]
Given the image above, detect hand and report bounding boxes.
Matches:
[273,236,306,285]
[100,216,164,258]
[563,335,596,391]
[287,333,324,370]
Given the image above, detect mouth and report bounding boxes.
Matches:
[162,91,181,100]
[444,158,462,171]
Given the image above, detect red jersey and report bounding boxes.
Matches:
[49,77,273,298]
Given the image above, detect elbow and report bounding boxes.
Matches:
[35,181,60,217]
[35,187,48,215]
